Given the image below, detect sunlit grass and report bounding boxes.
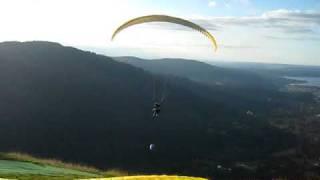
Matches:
[79,175,208,180]
[102,169,130,177]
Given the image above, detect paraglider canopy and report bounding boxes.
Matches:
[111,14,218,52]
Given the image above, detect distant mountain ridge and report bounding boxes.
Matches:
[113,56,286,89]
[207,60,320,77]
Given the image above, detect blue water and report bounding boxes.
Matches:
[286,76,320,87]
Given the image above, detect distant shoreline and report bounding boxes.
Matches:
[284,76,320,88]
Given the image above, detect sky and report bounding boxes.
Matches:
[0,0,319,65]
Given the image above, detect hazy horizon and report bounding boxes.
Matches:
[2,40,319,67]
[0,0,319,65]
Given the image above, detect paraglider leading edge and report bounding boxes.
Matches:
[111,14,218,51]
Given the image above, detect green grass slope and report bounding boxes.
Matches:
[0,160,97,176]
[0,152,110,180]
[0,153,204,180]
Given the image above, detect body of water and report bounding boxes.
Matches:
[285,76,320,87]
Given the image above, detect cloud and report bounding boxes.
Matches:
[189,9,320,35]
[140,9,320,36]
[265,35,320,41]
[144,19,220,31]
[220,44,258,49]
[222,0,250,8]
[190,19,220,31]
[208,1,217,7]
[237,0,250,6]
[224,3,231,8]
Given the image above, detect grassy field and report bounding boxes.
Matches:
[78,176,208,180]
[0,152,100,174]
[0,159,101,180]
[0,153,208,180]
[0,152,126,180]
[0,159,97,176]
